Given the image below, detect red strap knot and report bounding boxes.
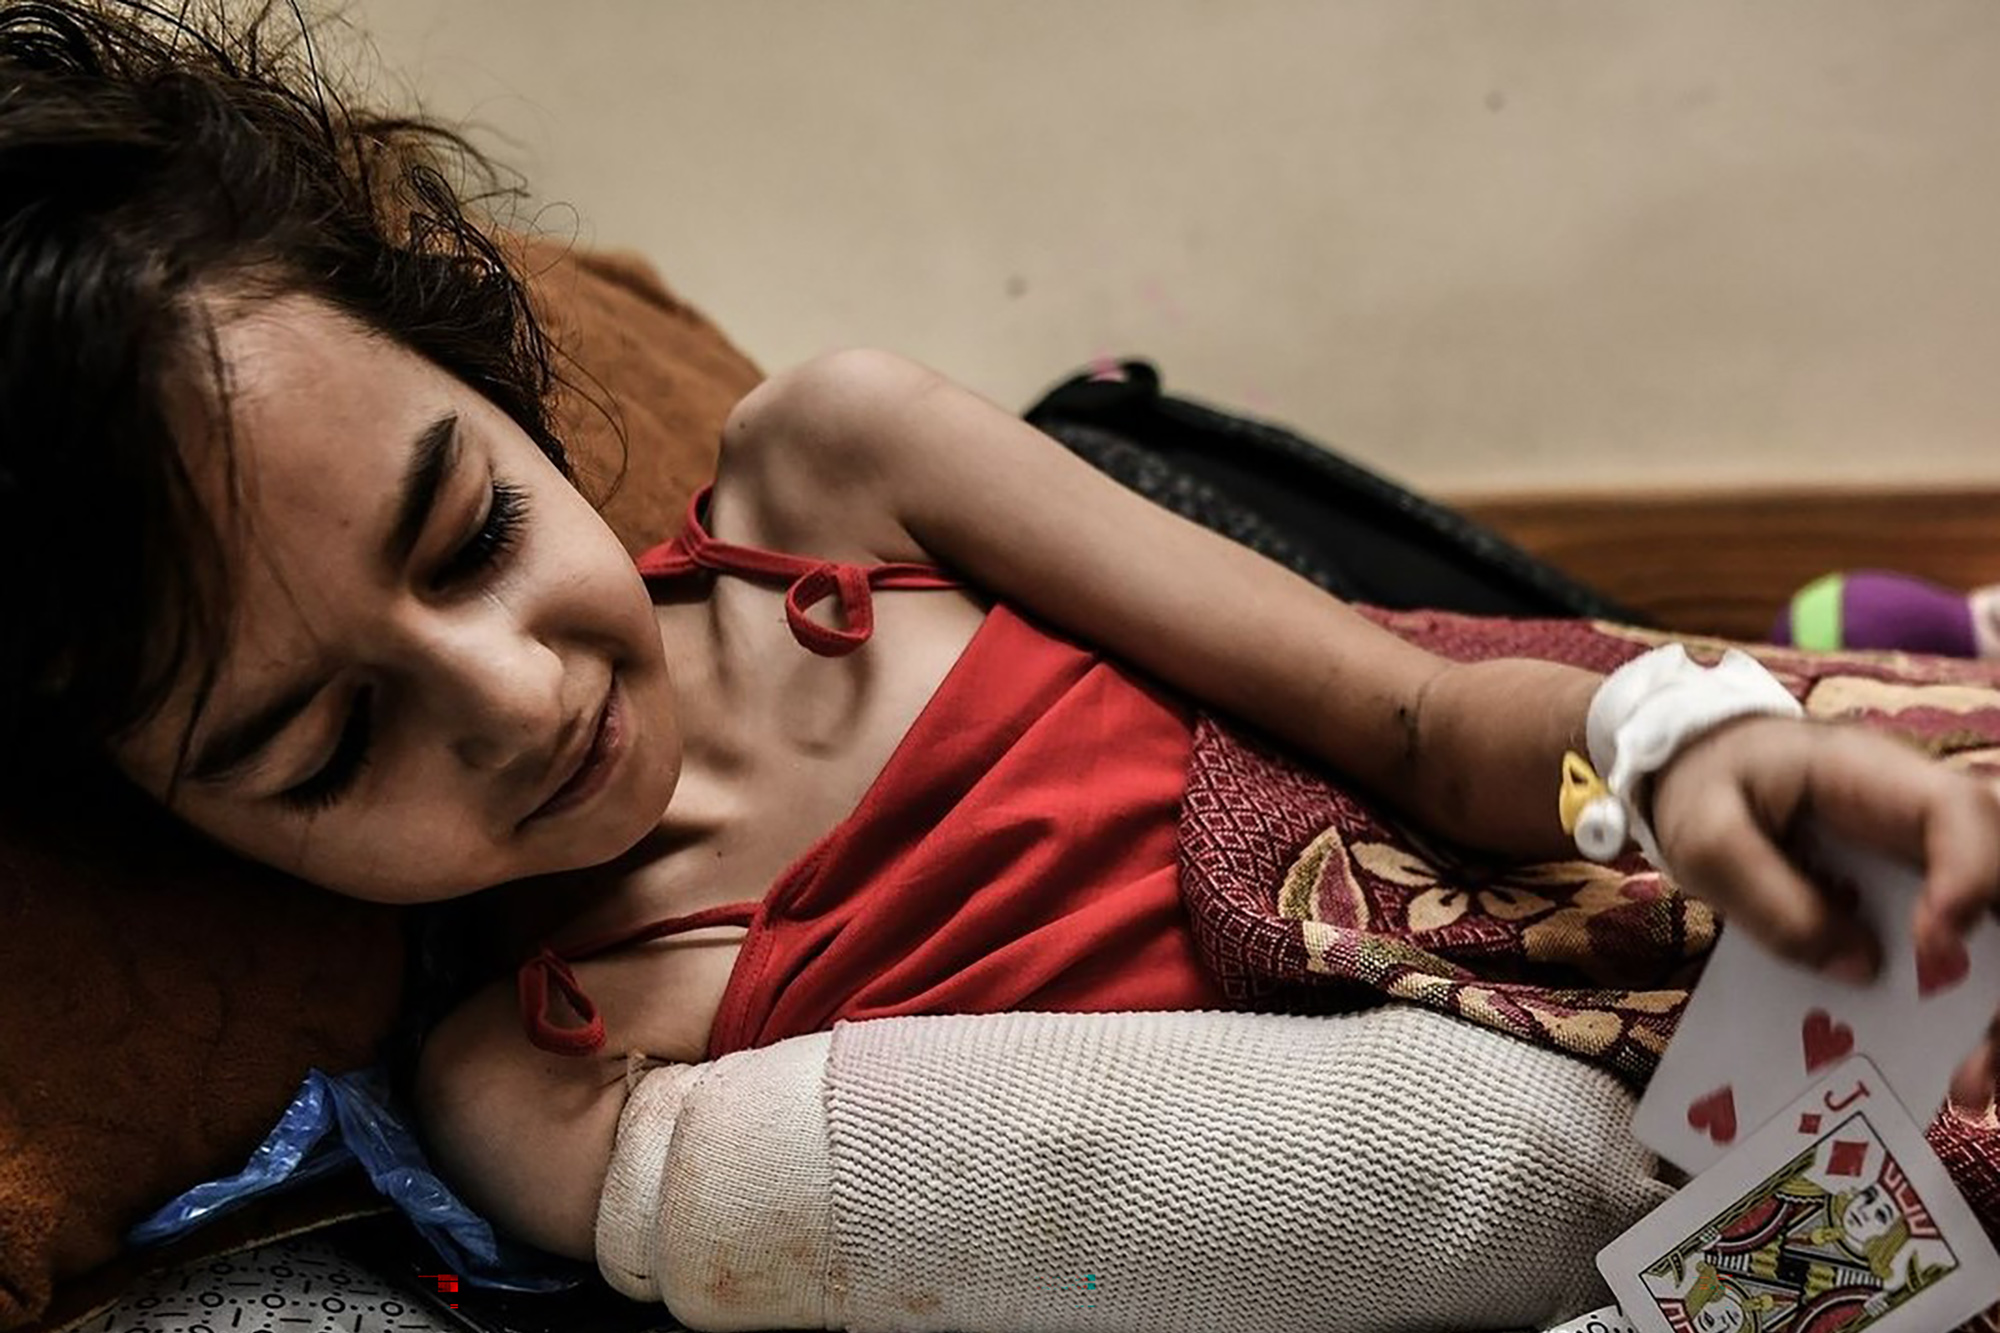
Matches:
[517,947,607,1056]
[635,481,960,654]
[785,562,876,656]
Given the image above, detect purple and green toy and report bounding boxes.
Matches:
[1771,569,2000,658]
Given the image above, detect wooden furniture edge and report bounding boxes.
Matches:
[1450,485,2000,642]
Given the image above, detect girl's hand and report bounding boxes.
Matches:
[1648,714,2000,1113]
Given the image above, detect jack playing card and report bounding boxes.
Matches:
[1600,1055,2000,1333]
[1633,829,2000,1176]
[1544,1306,1638,1332]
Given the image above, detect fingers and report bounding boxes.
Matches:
[1658,722,2000,979]
[1915,777,2000,950]
[1949,1030,1997,1117]
[1668,780,1879,979]
[1658,720,2000,1120]
[1769,727,2000,959]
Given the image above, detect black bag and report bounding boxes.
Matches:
[1026,359,1644,624]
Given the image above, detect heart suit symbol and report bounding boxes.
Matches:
[1687,1087,1737,1146]
[1802,1008,1855,1073]
[1918,939,1970,998]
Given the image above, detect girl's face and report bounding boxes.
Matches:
[111,295,683,903]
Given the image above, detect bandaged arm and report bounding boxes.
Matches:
[594,1004,1671,1333]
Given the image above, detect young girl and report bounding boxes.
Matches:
[5,0,1997,1322]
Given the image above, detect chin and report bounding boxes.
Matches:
[621,751,683,849]
[328,874,496,908]
[582,750,683,873]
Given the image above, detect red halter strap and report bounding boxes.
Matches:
[516,901,757,1056]
[636,484,959,656]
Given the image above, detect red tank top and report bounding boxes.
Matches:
[515,484,1230,1061]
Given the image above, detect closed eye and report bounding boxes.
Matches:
[276,687,374,813]
[274,478,532,812]
[435,478,529,587]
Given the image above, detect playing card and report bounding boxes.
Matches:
[1633,828,2000,1175]
[1542,1305,1637,1332]
[1601,1055,2000,1333]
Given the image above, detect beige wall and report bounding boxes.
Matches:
[343,1,2000,496]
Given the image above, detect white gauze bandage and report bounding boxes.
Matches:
[594,1005,1672,1333]
[1580,643,1803,866]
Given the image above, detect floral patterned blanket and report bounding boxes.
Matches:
[1176,610,2000,1309]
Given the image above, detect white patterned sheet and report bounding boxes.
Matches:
[65,1225,1563,1333]
[69,1235,458,1333]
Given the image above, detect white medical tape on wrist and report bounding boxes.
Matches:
[1581,643,1802,867]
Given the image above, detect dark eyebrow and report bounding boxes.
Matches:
[384,413,463,575]
[183,413,461,786]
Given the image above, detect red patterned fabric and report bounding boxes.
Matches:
[1179,608,2000,1265]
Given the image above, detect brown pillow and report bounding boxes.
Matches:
[513,237,761,554]
[0,237,760,1333]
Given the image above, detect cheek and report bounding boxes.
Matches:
[194,783,504,904]
[290,812,508,904]
[538,513,656,635]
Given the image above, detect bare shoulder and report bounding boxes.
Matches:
[723,347,941,459]
[713,348,954,566]
[411,976,656,1263]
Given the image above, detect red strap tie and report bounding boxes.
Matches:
[517,948,606,1056]
[516,901,761,1057]
[636,484,959,657]
[786,562,873,655]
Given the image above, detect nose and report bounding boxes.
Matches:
[420,612,568,776]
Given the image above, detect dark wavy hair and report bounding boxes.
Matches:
[0,0,572,798]
[0,1,588,1130]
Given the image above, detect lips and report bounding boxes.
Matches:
[524,684,616,824]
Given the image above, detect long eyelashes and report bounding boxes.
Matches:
[275,687,374,813]
[435,479,528,587]
[274,480,532,814]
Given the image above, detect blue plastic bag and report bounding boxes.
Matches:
[126,1065,588,1292]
